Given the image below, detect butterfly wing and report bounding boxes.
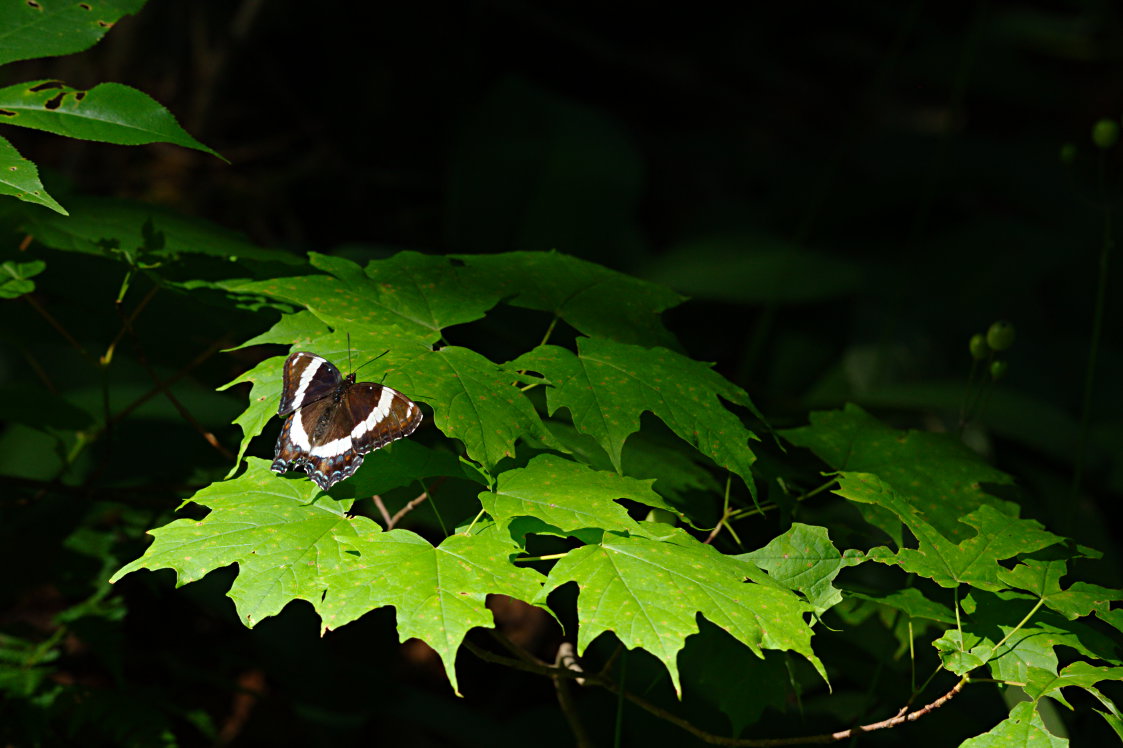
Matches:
[271,365,424,491]
[277,352,341,416]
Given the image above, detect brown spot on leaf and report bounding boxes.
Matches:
[29,81,62,92]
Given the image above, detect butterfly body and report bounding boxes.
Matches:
[271,352,422,491]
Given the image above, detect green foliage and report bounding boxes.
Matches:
[3,5,1123,747]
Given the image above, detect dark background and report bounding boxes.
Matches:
[2,1,1122,745]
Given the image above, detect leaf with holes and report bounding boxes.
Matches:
[0,80,220,157]
[480,453,681,536]
[0,135,66,214]
[110,458,364,627]
[0,0,147,66]
[537,531,825,695]
[513,338,760,493]
[319,523,545,695]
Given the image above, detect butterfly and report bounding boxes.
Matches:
[270,351,422,490]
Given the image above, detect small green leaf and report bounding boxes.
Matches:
[514,338,760,494]
[0,259,46,299]
[538,532,825,696]
[958,701,1066,747]
[0,0,147,66]
[739,523,857,615]
[0,80,220,158]
[0,135,67,214]
[482,453,678,536]
[320,525,545,695]
[457,250,683,347]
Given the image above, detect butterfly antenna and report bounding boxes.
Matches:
[352,349,391,378]
[347,332,352,374]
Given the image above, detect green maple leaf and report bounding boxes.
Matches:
[679,620,789,735]
[739,523,860,616]
[456,250,684,347]
[782,404,1016,543]
[480,453,681,536]
[935,591,1121,682]
[958,701,1066,747]
[998,560,1123,620]
[836,473,1061,590]
[232,251,502,344]
[513,338,760,493]
[319,523,545,695]
[537,531,824,695]
[390,346,557,471]
[110,458,362,627]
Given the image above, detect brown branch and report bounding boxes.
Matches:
[554,643,594,748]
[371,495,393,527]
[464,637,969,746]
[387,492,428,529]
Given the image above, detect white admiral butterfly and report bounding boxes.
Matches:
[271,351,422,490]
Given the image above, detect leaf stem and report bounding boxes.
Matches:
[514,553,569,563]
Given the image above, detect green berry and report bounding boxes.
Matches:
[989,360,1008,381]
[969,333,989,360]
[1092,119,1119,149]
[1059,142,1077,164]
[986,321,1016,351]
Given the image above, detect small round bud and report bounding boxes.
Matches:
[969,333,989,360]
[1059,142,1077,164]
[1092,119,1119,149]
[986,321,1016,351]
[989,360,1008,381]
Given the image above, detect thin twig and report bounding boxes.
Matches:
[463,637,969,746]
[24,294,93,362]
[105,338,228,427]
[371,495,393,527]
[388,491,429,529]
